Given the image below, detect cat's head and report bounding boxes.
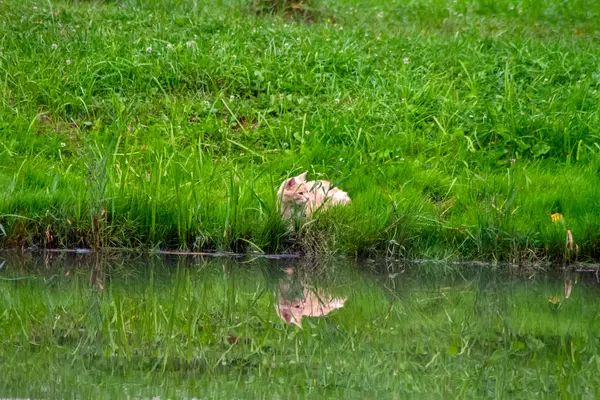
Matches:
[278,172,309,206]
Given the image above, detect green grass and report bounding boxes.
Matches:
[2,0,600,261]
[2,252,600,397]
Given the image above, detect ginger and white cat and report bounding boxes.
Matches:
[277,172,351,217]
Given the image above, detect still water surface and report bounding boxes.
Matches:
[1,252,599,398]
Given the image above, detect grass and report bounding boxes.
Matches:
[2,252,600,397]
[2,0,600,261]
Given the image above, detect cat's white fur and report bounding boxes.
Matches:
[277,172,351,217]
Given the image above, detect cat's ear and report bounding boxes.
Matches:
[296,172,307,182]
[286,177,297,189]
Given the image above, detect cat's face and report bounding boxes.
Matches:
[276,303,304,327]
[279,172,310,206]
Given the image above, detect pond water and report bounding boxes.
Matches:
[1,251,600,398]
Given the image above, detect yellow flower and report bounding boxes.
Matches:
[548,296,561,305]
[551,213,563,223]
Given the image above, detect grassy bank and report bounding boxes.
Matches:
[2,253,600,397]
[2,0,600,261]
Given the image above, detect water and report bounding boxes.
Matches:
[1,252,600,398]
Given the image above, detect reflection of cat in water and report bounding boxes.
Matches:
[275,268,346,328]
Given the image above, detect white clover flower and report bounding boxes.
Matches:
[146,47,152,53]
[403,58,409,65]
[65,59,71,65]
[51,43,57,50]
[166,43,173,50]
[305,130,310,135]
[186,40,196,48]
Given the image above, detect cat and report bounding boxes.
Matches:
[277,172,351,218]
